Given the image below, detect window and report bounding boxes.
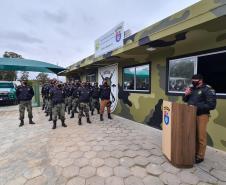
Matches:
[167,49,226,97]
[123,64,150,92]
[168,57,197,93]
[86,73,96,83]
[198,52,226,96]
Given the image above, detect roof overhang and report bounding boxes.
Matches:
[65,0,226,75]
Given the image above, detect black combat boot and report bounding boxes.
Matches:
[61,120,67,127]
[108,113,113,120]
[87,117,91,124]
[52,121,57,129]
[42,104,45,110]
[78,118,82,125]
[19,120,24,127]
[68,107,71,115]
[100,114,103,121]
[70,112,74,118]
[48,113,52,121]
[29,118,35,124]
[91,110,94,116]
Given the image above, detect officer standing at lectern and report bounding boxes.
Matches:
[183,74,216,164]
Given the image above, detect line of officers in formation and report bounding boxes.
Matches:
[15,79,112,129]
[41,79,112,129]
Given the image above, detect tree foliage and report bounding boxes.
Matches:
[0,51,23,81]
[20,71,29,81]
[36,72,49,84]
[0,71,17,81]
[3,51,23,58]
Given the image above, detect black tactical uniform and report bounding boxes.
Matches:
[64,84,73,114]
[99,82,112,121]
[183,77,216,163]
[183,84,216,115]
[41,84,46,110]
[90,84,100,115]
[47,83,55,121]
[16,82,35,127]
[77,84,91,125]
[70,84,80,118]
[49,84,67,129]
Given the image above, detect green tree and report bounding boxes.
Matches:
[0,51,22,80]
[3,51,22,58]
[36,72,49,84]
[20,71,29,81]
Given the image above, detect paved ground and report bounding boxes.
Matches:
[0,106,226,185]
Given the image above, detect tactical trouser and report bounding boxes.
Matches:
[71,98,79,113]
[42,96,46,110]
[44,99,49,113]
[196,114,209,159]
[64,97,68,108]
[47,100,53,114]
[52,103,65,121]
[89,97,92,111]
[100,99,111,114]
[19,100,33,120]
[67,96,72,112]
[78,102,90,119]
[91,98,100,112]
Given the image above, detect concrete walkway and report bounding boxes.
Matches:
[0,106,226,185]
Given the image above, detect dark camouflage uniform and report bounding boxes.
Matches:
[16,85,34,121]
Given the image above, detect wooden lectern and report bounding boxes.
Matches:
[162,101,197,168]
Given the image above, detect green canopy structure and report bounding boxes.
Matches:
[0,58,65,74]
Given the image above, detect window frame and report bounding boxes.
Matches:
[166,46,226,99]
[122,62,151,94]
[86,73,96,83]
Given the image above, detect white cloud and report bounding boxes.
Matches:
[0,0,200,73]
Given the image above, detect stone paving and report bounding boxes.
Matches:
[0,106,226,185]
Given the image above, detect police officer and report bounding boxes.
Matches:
[64,82,73,114]
[70,81,80,118]
[99,80,112,121]
[41,83,50,113]
[67,82,74,114]
[49,82,67,129]
[183,74,216,164]
[91,82,100,115]
[86,81,93,111]
[47,80,56,121]
[63,82,69,111]
[16,80,35,127]
[41,83,47,110]
[78,82,91,125]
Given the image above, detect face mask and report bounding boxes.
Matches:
[192,81,199,87]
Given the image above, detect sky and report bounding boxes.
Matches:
[0,0,200,80]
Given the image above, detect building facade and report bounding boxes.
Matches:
[64,0,226,151]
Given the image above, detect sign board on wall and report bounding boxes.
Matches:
[95,22,124,57]
[98,64,118,112]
